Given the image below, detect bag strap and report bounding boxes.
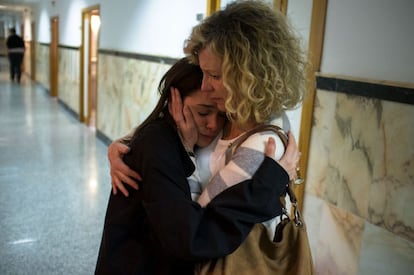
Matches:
[224,124,304,227]
[225,124,287,164]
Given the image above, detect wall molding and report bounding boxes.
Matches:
[96,130,112,146]
[36,43,178,65]
[59,44,80,50]
[57,98,78,120]
[316,74,414,105]
[98,49,178,65]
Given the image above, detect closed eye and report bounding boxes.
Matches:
[198,111,212,117]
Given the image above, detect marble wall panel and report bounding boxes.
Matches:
[313,203,364,275]
[23,42,31,76]
[97,54,171,141]
[35,44,49,89]
[306,90,336,198]
[303,87,414,274]
[358,222,414,275]
[329,94,378,218]
[368,101,414,242]
[58,48,80,114]
[301,193,324,265]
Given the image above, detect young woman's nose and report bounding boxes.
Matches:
[205,117,218,133]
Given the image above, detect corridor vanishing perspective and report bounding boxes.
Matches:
[0,57,111,274]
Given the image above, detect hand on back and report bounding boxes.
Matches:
[108,141,141,196]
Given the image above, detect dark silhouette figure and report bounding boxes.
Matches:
[6,28,25,83]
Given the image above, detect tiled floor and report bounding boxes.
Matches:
[0,57,111,274]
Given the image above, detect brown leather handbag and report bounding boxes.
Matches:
[196,125,314,275]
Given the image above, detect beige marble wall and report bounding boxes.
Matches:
[33,45,173,140]
[23,42,31,76]
[303,89,414,274]
[58,47,80,114]
[97,54,171,141]
[35,43,49,89]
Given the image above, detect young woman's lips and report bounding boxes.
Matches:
[200,134,215,140]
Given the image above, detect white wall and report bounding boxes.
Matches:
[36,1,51,43]
[100,0,205,57]
[321,0,414,84]
[35,0,86,45]
[35,0,205,58]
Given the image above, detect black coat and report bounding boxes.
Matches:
[95,118,288,274]
[6,34,25,51]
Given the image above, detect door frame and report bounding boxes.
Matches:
[31,22,36,81]
[80,5,100,126]
[295,0,327,210]
[206,0,220,16]
[273,0,288,15]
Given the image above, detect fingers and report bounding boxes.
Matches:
[286,131,301,165]
[170,88,185,127]
[285,131,297,156]
[118,143,131,154]
[182,105,193,124]
[112,173,133,197]
[278,131,301,181]
[112,177,128,197]
[120,172,140,190]
[265,137,276,159]
[111,168,140,197]
[118,158,142,181]
[287,131,302,168]
[286,131,304,183]
[108,141,142,180]
[112,160,141,186]
[170,88,198,150]
[108,140,142,197]
[108,142,129,164]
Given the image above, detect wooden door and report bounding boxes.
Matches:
[50,16,59,97]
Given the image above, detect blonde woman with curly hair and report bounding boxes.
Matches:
[174,0,306,209]
[184,1,305,128]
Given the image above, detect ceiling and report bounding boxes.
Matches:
[0,0,38,24]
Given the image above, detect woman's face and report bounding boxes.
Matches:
[198,47,227,112]
[183,90,226,147]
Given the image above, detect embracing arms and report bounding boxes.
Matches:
[108,129,299,197]
[122,123,289,260]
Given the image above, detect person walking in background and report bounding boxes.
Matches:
[6,27,25,83]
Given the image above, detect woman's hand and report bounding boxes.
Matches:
[108,141,142,196]
[169,87,198,152]
[265,132,301,181]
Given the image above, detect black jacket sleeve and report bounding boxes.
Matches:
[145,157,287,261]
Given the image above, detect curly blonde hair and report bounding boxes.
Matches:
[184,0,307,128]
